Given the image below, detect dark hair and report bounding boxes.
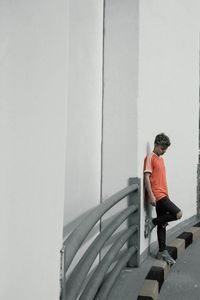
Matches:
[154,133,171,148]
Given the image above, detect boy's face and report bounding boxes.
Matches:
[154,144,168,156]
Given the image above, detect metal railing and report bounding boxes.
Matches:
[60,177,141,300]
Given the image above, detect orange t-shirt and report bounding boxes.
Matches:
[144,152,168,201]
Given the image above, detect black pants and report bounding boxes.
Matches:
[153,197,181,252]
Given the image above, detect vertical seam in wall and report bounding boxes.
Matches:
[99,0,106,262]
[198,34,200,216]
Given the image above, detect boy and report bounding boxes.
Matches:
[144,133,182,264]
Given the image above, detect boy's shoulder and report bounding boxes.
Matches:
[144,152,163,167]
[145,152,154,160]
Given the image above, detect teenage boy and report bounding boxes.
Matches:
[144,133,182,264]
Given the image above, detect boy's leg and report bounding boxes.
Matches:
[157,223,166,252]
[156,222,176,264]
[156,202,167,251]
[153,197,182,225]
[154,198,179,264]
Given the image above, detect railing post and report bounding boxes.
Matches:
[127,177,140,267]
[60,245,66,300]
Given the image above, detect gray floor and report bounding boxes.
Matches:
[108,254,159,300]
[158,238,200,300]
[108,218,200,300]
[108,239,200,300]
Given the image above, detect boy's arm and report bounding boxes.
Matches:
[144,172,156,206]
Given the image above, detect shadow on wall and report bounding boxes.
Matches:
[143,142,151,212]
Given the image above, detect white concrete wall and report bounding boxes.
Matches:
[138,0,200,253]
[0,1,67,300]
[2,1,200,297]
[99,0,139,257]
[64,0,103,228]
[64,0,200,266]
[102,0,139,199]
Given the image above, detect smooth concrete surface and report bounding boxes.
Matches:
[65,0,103,225]
[139,279,159,299]
[138,0,199,255]
[158,238,200,300]
[151,260,170,280]
[0,1,67,299]
[108,238,200,300]
[168,239,185,257]
[108,219,200,300]
[187,226,200,240]
[108,255,162,300]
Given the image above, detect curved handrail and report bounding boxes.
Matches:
[95,246,137,300]
[63,183,139,273]
[79,227,137,300]
[60,178,141,300]
[65,205,138,300]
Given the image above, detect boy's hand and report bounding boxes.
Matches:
[150,200,156,207]
[149,195,156,206]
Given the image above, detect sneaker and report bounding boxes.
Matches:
[148,218,156,231]
[144,217,156,238]
[157,250,176,265]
